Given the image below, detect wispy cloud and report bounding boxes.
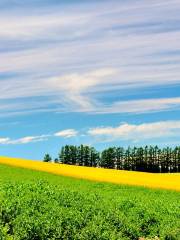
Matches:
[0,135,49,145]
[94,97,180,114]
[1,120,180,146]
[0,128,78,145]
[54,129,78,138]
[88,121,180,142]
[0,0,180,115]
[0,137,10,144]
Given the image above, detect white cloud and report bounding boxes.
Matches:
[0,128,79,145]
[0,14,88,39]
[49,68,117,111]
[0,137,10,144]
[1,120,180,146]
[54,129,78,138]
[88,121,180,142]
[0,0,180,115]
[95,97,180,114]
[10,135,49,144]
[0,135,49,145]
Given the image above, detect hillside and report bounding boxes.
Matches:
[0,163,180,239]
[0,156,180,191]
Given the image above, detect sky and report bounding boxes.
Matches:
[0,0,180,160]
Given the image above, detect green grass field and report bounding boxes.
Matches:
[0,164,179,240]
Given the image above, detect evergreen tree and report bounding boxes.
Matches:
[90,147,100,167]
[59,146,65,164]
[77,145,85,166]
[43,154,52,162]
[124,147,131,170]
[116,147,124,170]
[56,145,180,173]
[84,146,91,166]
[101,147,116,169]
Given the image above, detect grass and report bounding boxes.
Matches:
[0,162,180,239]
[0,156,180,191]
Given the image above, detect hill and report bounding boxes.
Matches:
[0,161,180,239]
[0,156,180,191]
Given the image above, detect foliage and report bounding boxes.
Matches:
[59,144,100,167]
[54,145,180,173]
[0,164,179,240]
[43,154,52,162]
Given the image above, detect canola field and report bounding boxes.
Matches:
[0,162,180,240]
[0,156,180,191]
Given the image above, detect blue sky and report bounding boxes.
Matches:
[0,0,180,159]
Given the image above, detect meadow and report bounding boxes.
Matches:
[0,161,180,240]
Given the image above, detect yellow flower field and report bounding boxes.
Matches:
[0,156,179,191]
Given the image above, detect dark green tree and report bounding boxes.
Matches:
[116,147,124,170]
[101,147,116,169]
[90,147,100,167]
[43,154,52,162]
[54,158,59,163]
[59,146,65,163]
[57,145,180,173]
[124,147,132,170]
[77,145,85,166]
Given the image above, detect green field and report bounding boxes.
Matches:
[0,164,179,240]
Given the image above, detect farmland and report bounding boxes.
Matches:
[0,161,180,239]
[0,156,180,191]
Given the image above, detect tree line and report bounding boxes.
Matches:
[44,145,180,173]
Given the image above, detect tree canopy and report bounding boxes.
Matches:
[45,145,180,173]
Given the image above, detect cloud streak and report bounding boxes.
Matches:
[94,97,180,114]
[0,135,49,145]
[54,129,78,138]
[0,0,180,115]
[0,128,78,145]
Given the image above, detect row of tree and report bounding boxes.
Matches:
[44,145,180,173]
